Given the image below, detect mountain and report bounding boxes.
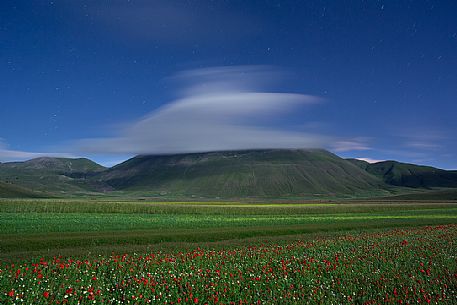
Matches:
[2,152,456,199]
[1,157,105,173]
[345,158,370,171]
[347,159,457,188]
[380,188,457,201]
[96,149,388,198]
[0,157,106,195]
[0,181,42,198]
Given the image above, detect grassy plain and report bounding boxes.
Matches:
[1,199,456,261]
[1,199,457,304]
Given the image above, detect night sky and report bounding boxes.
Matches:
[1,1,456,168]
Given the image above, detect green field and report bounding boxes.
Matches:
[1,199,457,260]
[1,199,457,304]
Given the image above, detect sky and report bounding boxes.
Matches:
[1,0,456,169]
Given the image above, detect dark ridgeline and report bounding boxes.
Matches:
[1,149,457,198]
[347,159,457,188]
[97,149,386,197]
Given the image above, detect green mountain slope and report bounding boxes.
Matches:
[96,149,388,198]
[0,157,106,195]
[347,159,457,188]
[3,152,455,199]
[345,158,370,170]
[0,181,43,198]
[381,188,457,201]
[1,157,105,173]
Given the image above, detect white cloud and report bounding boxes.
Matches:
[0,149,75,162]
[331,138,371,152]
[0,140,74,162]
[75,66,331,155]
[405,142,442,150]
[393,128,448,152]
[355,157,384,164]
[1,66,377,161]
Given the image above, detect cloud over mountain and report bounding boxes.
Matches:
[75,66,332,155]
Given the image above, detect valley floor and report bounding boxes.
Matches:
[0,199,456,259]
[0,199,456,304]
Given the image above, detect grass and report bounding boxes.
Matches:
[2,198,456,213]
[0,199,456,260]
[1,225,456,304]
[1,199,456,304]
[1,210,457,234]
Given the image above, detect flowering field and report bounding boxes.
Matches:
[1,200,457,260]
[1,225,456,304]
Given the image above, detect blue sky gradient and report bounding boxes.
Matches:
[1,1,456,168]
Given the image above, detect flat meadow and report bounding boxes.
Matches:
[0,199,456,304]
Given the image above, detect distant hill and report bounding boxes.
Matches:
[1,157,105,173]
[347,159,457,188]
[96,149,387,198]
[345,158,370,170]
[0,181,43,198]
[380,188,457,201]
[0,157,106,195]
[2,152,456,199]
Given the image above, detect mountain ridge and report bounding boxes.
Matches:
[96,149,388,198]
[347,159,457,188]
[1,150,456,198]
[0,157,106,195]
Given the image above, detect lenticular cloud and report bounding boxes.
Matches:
[76,66,328,155]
